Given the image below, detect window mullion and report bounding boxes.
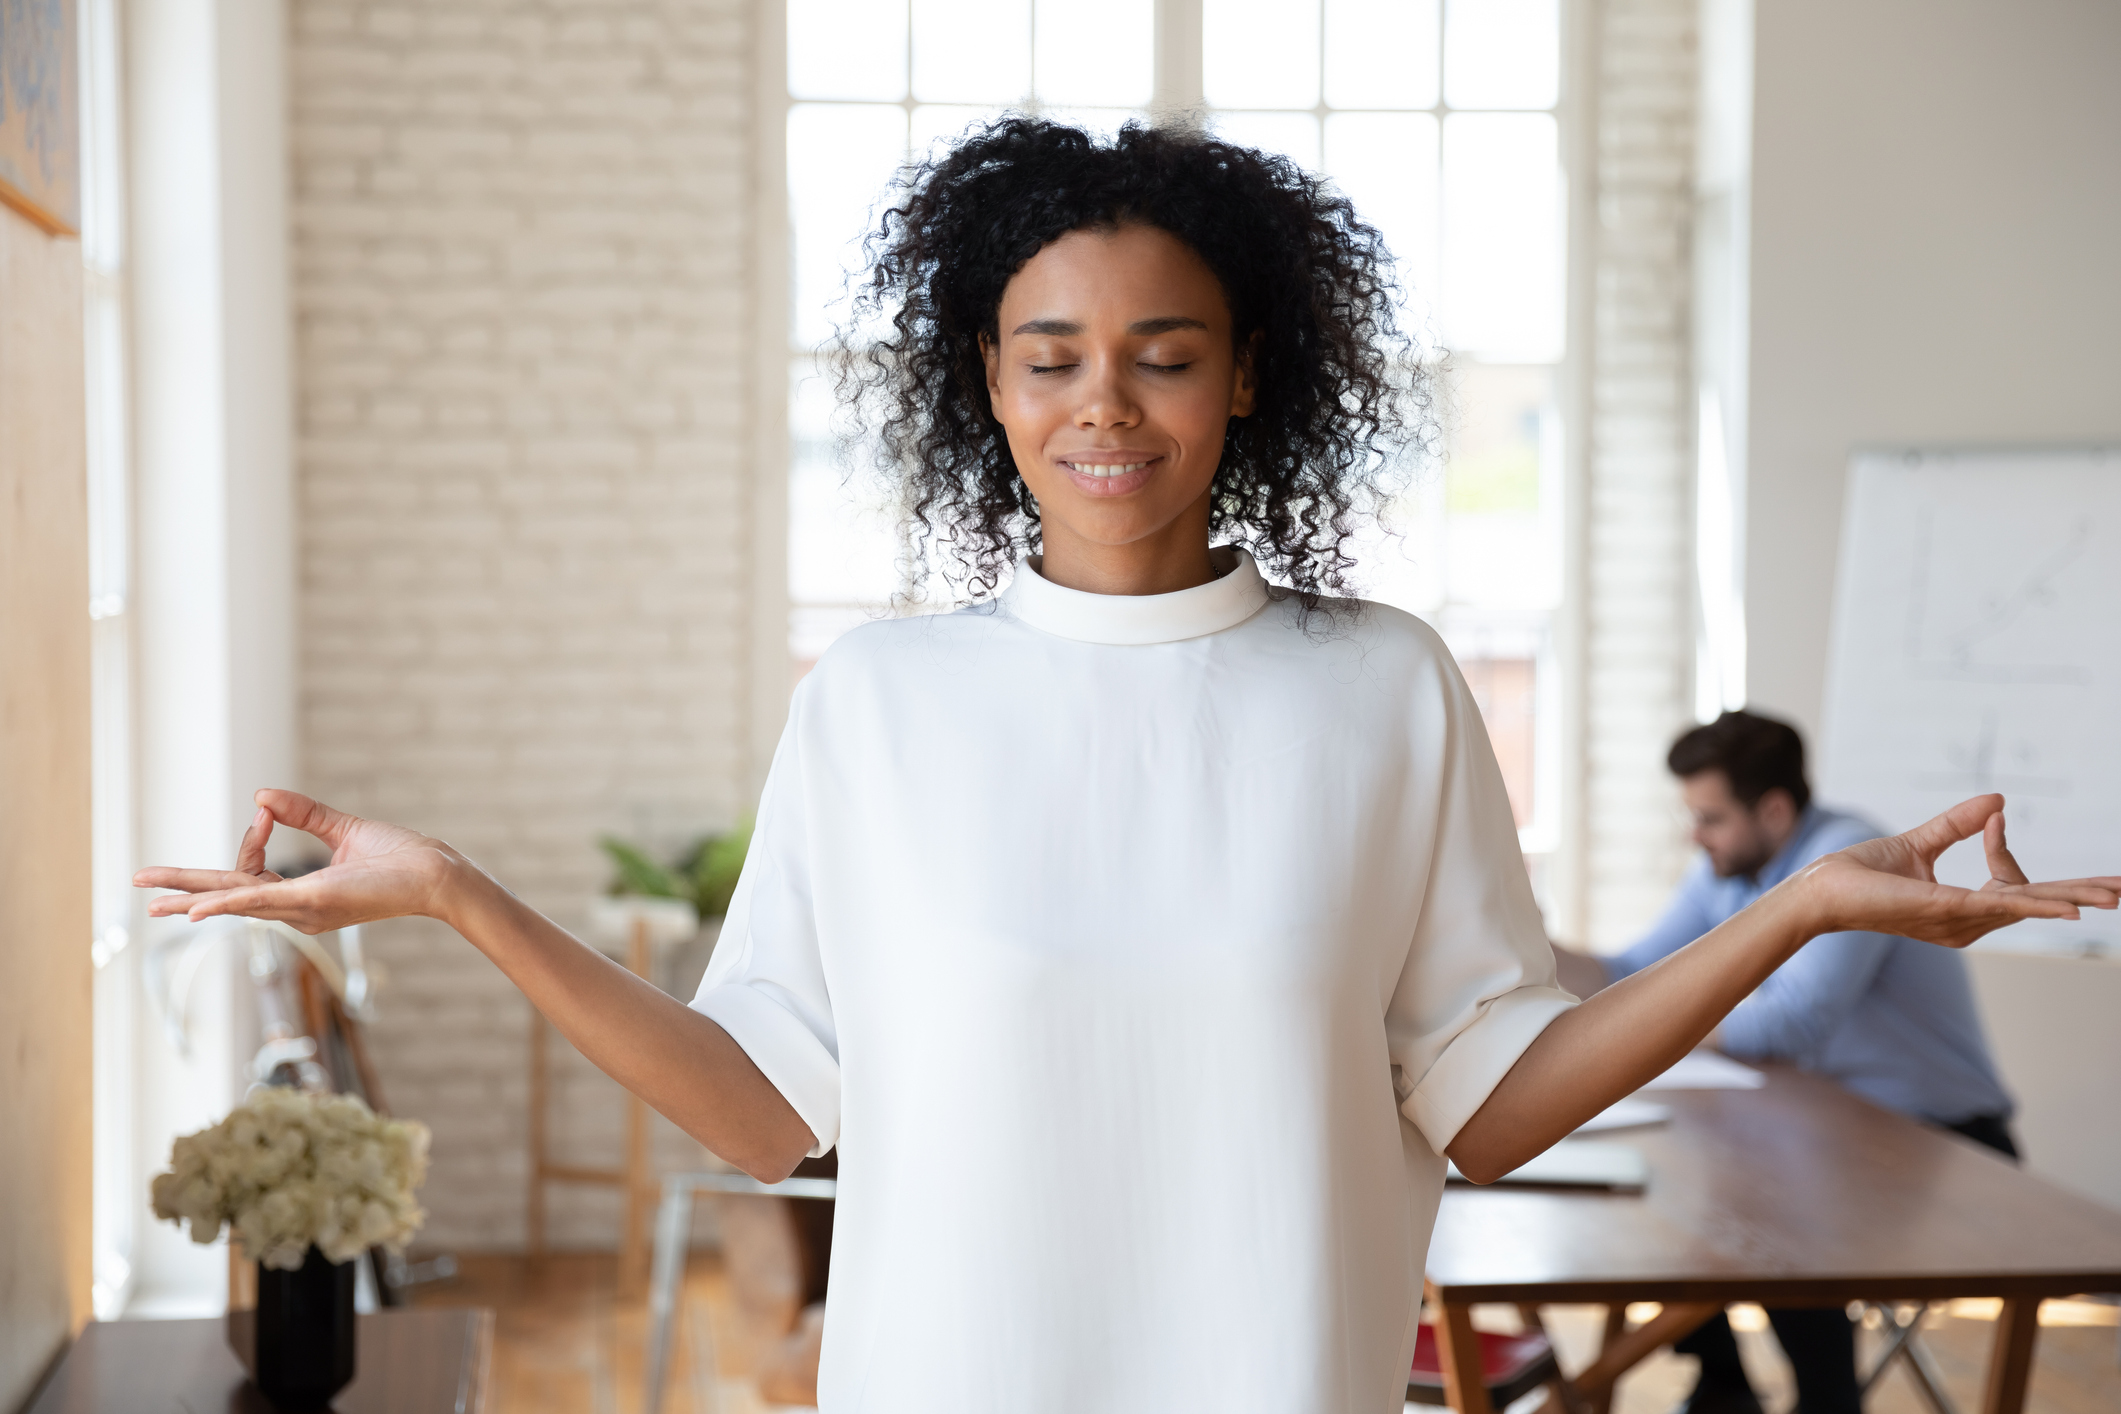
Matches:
[1152,0,1203,121]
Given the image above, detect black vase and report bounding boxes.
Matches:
[226,1246,358,1409]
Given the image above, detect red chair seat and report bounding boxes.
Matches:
[1407,1322,1560,1407]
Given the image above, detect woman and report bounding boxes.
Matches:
[139,120,2116,1412]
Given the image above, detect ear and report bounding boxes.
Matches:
[980,333,1001,403]
[1756,787,1798,832]
[1229,330,1263,419]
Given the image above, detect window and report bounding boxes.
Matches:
[784,0,1569,876]
[80,0,138,1321]
[1202,0,1566,865]
[784,0,1160,667]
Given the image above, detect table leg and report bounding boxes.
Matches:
[1567,1301,1722,1414]
[620,1093,651,1291]
[618,921,654,1294]
[527,1010,548,1259]
[643,1182,697,1414]
[1589,1305,1627,1414]
[1434,1300,1497,1414]
[1981,1298,2041,1414]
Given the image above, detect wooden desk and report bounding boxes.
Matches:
[1426,1066,2121,1414]
[28,1309,494,1414]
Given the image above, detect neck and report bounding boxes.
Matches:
[1762,810,1803,859]
[1033,495,1218,597]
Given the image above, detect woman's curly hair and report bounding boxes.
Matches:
[831,115,1433,606]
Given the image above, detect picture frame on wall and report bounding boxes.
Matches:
[0,0,80,236]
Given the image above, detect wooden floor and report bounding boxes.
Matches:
[1533,1299,2119,1414]
[410,1254,2120,1414]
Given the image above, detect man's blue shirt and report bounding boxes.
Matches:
[1606,806,2013,1125]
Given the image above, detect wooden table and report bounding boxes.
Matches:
[1425,1066,2121,1414]
[28,1309,493,1413]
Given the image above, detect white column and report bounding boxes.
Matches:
[124,0,293,1314]
[1154,0,1205,121]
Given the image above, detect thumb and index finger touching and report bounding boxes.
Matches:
[1982,810,2031,887]
[1902,793,2006,862]
[134,788,363,892]
[253,788,361,851]
[224,790,355,875]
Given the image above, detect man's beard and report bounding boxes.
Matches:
[1712,830,1777,879]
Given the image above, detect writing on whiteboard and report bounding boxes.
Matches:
[1819,449,2121,956]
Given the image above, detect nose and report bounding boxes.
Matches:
[1073,353,1142,430]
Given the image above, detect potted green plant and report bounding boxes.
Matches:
[587,820,753,979]
[596,817,753,919]
[151,1088,429,1409]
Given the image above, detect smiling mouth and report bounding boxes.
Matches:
[1059,459,1156,478]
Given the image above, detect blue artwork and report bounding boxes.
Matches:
[0,0,78,235]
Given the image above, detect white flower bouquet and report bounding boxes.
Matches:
[151,1088,431,1271]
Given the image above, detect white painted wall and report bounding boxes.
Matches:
[1736,0,2121,1208]
[1741,0,2121,741]
[1967,953,2121,1211]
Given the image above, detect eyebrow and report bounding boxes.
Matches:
[1009,316,1211,336]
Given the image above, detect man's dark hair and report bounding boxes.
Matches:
[1667,710,1812,813]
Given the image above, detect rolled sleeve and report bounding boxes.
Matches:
[1403,985,1577,1153]
[690,683,842,1158]
[692,983,842,1155]
[1388,636,1576,1155]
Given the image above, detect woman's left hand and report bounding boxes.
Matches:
[1796,793,2120,948]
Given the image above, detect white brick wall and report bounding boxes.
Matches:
[1583,0,1700,947]
[290,0,759,1250]
[286,0,1702,1243]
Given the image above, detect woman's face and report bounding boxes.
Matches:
[983,223,1254,591]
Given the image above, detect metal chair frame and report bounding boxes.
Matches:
[642,1170,840,1414]
[1861,1301,1961,1414]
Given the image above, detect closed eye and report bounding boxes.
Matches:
[1028,362,1077,375]
[1141,361,1194,373]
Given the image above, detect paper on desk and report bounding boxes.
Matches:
[1638,1050,1765,1090]
[1448,1141,1650,1191]
[1574,1097,1673,1133]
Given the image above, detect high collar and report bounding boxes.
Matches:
[1001,546,1270,646]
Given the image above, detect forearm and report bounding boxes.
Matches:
[1446,878,1817,1181]
[439,861,815,1181]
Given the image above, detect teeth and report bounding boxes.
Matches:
[1065,461,1149,477]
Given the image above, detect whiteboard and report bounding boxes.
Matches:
[1818,448,2121,956]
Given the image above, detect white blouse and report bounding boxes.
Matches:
[693,548,1573,1413]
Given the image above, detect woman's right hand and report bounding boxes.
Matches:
[135,789,473,935]
[142,792,815,1180]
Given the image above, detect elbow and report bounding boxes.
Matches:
[717,1124,816,1185]
[737,1153,802,1185]
[1449,1152,1512,1186]
[1443,1129,1518,1186]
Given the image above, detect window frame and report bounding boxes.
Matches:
[80,0,142,1323]
[756,0,1591,922]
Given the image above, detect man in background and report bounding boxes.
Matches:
[1552,709,2017,1414]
